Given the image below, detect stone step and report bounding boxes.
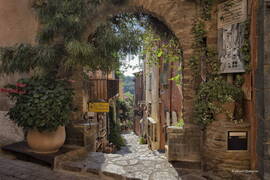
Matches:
[1,141,82,168]
[170,160,201,170]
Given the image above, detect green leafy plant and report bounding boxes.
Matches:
[5,76,75,132]
[143,28,183,84]
[188,2,250,129]
[194,78,243,128]
[200,0,214,20]
[241,20,251,71]
[189,18,207,77]
[176,117,184,128]
[139,137,147,144]
[108,116,126,149]
[116,95,133,123]
[0,3,144,75]
[108,124,126,149]
[189,18,220,80]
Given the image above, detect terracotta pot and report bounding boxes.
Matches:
[27,126,66,154]
[214,102,235,121]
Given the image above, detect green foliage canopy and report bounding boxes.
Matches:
[0,1,143,76]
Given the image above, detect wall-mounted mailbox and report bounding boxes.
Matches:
[227,131,248,150]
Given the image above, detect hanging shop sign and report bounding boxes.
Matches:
[88,102,109,112]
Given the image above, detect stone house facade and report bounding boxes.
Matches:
[133,71,145,136]
[142,53,183,151]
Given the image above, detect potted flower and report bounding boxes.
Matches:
[194,78,243,128]
[5,76,75,153]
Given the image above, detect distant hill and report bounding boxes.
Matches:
[122,75,135,95]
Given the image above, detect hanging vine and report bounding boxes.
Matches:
[142,28,183,85]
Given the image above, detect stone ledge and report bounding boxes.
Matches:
[167,126,184,134]
[171,160,201,170]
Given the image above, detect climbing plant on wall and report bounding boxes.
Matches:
[189,17,220,85]
[191,1,250,128]
[142,28,183,85]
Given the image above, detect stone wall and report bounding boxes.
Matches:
[0,0,38,145]
[0,0,38,111]
[263,1,270,177]
[167,126,201,169]
[66,123,97,152]
[204,120,251,179]
[0,111,24,146]
[257,0,270,178]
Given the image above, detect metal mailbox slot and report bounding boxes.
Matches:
[227,131,248,151]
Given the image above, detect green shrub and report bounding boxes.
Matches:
[108,123,126,149]
[194,78,243,128]
[6,76,75,132]
[176,117,184,128]
[139,137,146,144]
[108,105,125,150]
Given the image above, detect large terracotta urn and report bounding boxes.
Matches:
[214,101,235,121]
[27,126,66,153]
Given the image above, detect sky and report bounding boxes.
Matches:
[121,55,142,76]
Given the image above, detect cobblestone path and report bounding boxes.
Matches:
[0,157,90,180]
[61,132,181,180]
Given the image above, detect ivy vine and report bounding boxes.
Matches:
[241,20,251,71]
[189,18,219,80]
[191,0,250,128]
[142,28,183,85]
[200,0,214,20]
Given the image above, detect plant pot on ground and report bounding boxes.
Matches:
[27,126,66,154]
[5,76,75,153]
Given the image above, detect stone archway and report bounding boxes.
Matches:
[78,0,202,165]
[0,0,209,168]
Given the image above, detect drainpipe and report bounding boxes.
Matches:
[170,62,173,123]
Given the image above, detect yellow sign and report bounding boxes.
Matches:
[88,102,109,112]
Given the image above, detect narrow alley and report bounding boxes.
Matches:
[60,132,194,180]
[0,133,205,180]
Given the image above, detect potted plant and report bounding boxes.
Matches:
[194,78,243,128]
[5,76,75,153]
[209,80,242,121]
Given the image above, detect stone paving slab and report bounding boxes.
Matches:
[0,157,95,180]
[60,133,181,180]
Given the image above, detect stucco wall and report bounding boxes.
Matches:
[0,0,38,111]
[0,0,38,144]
